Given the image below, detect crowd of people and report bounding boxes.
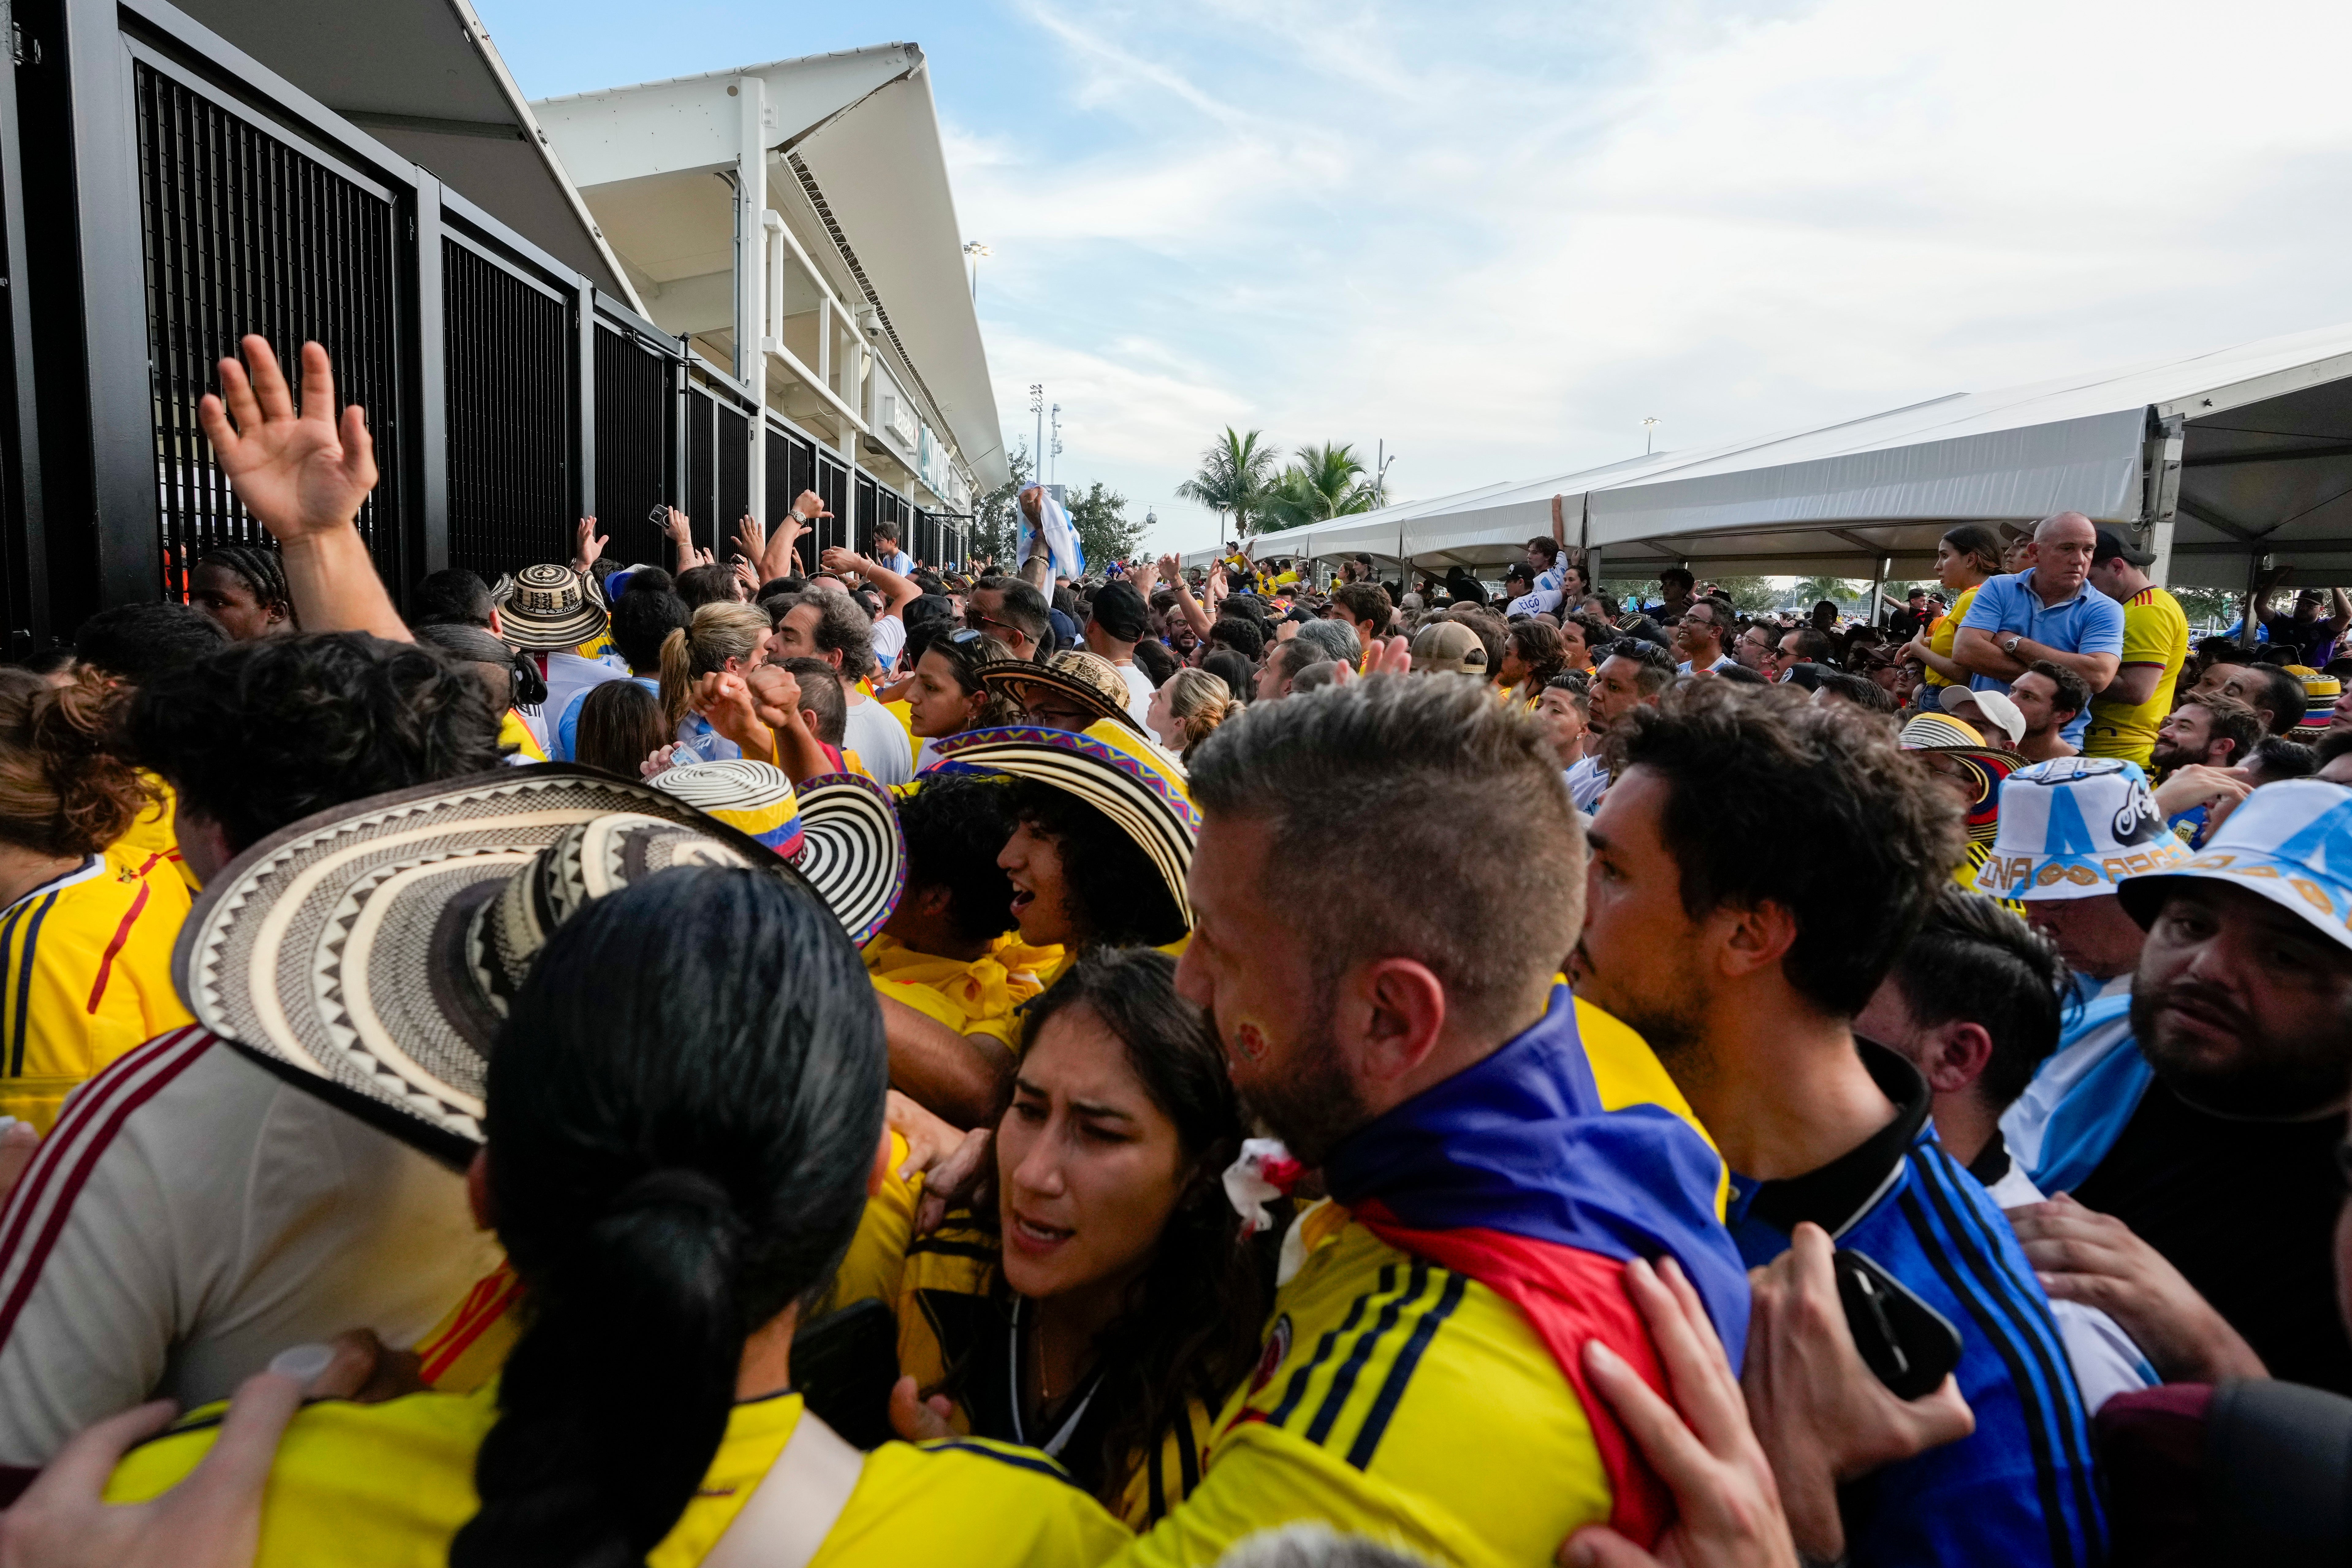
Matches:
[0,337,2346,1568]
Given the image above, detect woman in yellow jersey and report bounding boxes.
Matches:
[1497,620,1566,711]
[107,868,1129,1568]
[1903,523,2004,692]
[0,671,193,1132]
[902,627,1019,773]
[888,949,1265,1529]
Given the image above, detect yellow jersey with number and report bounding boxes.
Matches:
[0,849,194,1133]
[2084,585,2187,767]
[106,1382,1133,1568]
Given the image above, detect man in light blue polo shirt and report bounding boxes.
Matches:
[1953,511,2123,748]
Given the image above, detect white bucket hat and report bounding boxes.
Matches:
[1969,756,2190,902]
[2117,779,2352,950]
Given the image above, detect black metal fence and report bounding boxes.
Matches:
[0,0,960,646]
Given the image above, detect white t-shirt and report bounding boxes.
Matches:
[1113,660,1155,727]
[1563,755,1609,813]
[843,691,913,787]
[869,615,907,677]
[0,1027,504,1466]
[1984,1158,2156,1413]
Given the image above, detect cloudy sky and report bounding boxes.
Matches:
[491,0,2352,556]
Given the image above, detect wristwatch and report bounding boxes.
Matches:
[2001,633,2023,656]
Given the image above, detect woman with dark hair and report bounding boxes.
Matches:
[890,948,1266,1528]
[905,628,1020,771]
[571,678,670,778]
[188,545,296,641]
[104,869,1131,1566]
[1198,647,1253,707]
[1498,619,1566,709]
[1903,521,2004,692]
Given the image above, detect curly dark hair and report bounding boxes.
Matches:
[1607,680,1963,1015]
[128,633,506,853]
[991,949,1263,1520]
[1009,778,1187,949]
[897,774,1019,945]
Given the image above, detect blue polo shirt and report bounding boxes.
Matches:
[1959,571,2124,747]
[1729,1045,2104,1568]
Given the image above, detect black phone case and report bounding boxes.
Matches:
[790,1298,900,1450]
[1833,1246,1963,1401]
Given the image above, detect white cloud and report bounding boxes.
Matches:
[946,0,2352,554]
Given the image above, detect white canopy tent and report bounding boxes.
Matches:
[1239,321,2352,595]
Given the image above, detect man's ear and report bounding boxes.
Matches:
[1919,1021,1995,1096]
[1716,899,1799,981]
[1350,957,1448,1088]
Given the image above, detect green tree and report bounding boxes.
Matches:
[1063,481,1144,569]
[969,443,1035,567]
[2170,584,2242,630]
[1705,575,1781,615]
[1792,576,1862,613]
[1175,428,1281,538]
[1259,442,1382,531]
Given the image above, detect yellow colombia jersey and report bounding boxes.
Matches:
[891,1216,1216,1531]
[2084,584,2187,766]
[498,709,548,763]
[106,1381,1133,1568]
[863,931,1062,1045]
[1108,994,1712,1568]
[409,1132,925,1396]
[0,847,195,1132]
[113,772,198,892]
[1923,583,1980,687]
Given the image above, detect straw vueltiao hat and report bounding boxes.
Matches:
[930,719,1197,925]
[174,766,873,1165]
[979,650,1148,736]
[2291,668,2341,738]
[1899,712,2027,845]
[490,563,610,651]
[650,760,907,945]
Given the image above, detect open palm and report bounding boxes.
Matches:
[196,337,378,543]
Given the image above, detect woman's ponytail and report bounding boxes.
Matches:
[657,627,692,731]
[0,669,153,859]
[453,1170,748,1568]
[450,869,886,1568]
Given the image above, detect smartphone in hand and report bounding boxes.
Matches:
[1834,1248,1962,1400]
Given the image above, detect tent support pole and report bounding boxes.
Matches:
[1867,555,1889,628]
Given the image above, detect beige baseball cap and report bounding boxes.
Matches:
[1410,621,1489,675]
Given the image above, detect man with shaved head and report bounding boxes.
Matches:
[1951,511,2125,750]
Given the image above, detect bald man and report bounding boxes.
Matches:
[1951,511,2124,749]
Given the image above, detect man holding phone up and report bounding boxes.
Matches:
[1573,680,2104,1568]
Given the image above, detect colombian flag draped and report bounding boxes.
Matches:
[1323,988,1750,1548]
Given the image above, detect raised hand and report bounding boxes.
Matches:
[731,559,761,598]
[197,337,378,544]
[820,546,867,578]
[572,516,607,573]
[744,665,807,733]
[694,672,775,765]
[732,513,766,568]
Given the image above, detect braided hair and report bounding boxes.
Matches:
[199,545,297,629]
[449,868,885,1568]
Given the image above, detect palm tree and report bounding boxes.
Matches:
[1175,428,1280,538]
[1791,576,1861,614]
[1258,442,1382,531]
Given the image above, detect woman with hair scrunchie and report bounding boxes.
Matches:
[0,669,194,1132]
[1145,667,1233,763]
[99,870,1136,1567]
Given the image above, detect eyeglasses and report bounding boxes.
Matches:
[964,609,1025,641]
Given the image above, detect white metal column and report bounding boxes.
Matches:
[734,75,767,527]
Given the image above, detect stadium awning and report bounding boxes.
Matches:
[1246,321,2352,589]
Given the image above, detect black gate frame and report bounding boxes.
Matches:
[0,0,957,642]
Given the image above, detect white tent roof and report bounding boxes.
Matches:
[1260,321,2352,588]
